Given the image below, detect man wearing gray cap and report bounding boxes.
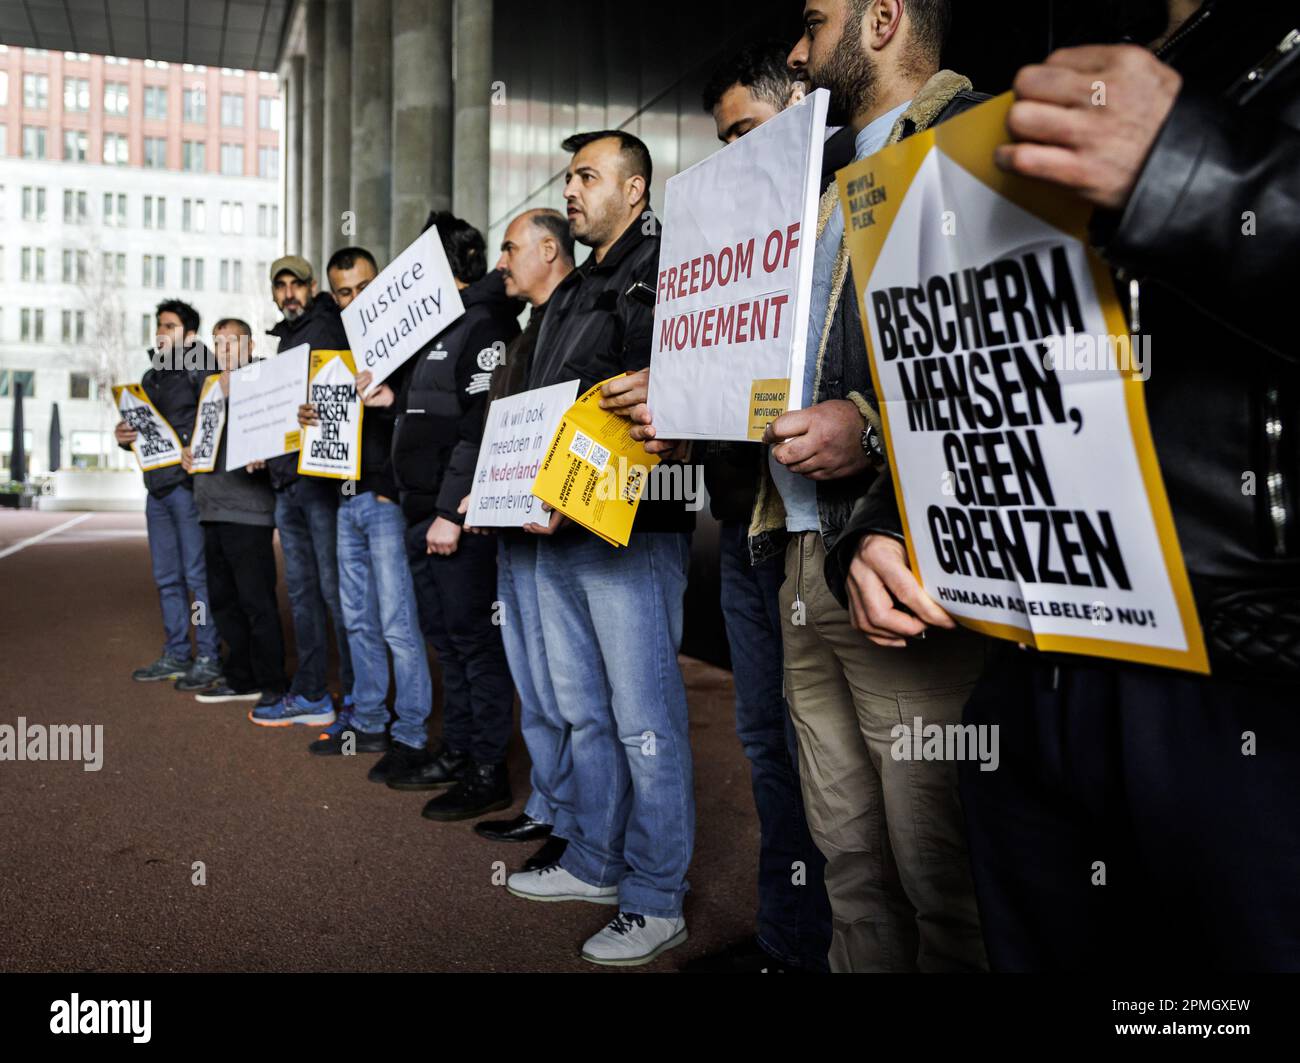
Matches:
[247,255,356,730]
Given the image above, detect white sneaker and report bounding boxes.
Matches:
[580,912,688,966]
[506,863,619,905]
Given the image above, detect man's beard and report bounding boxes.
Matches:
[282,304,305,322]
[812,13,877,126]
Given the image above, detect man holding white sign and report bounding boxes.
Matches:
[248,256,353,730]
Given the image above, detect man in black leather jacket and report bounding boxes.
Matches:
[828,0,1300,971]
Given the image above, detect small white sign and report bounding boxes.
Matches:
[340,227,466,388]
[225,343,311,470]
[466,380,580,527]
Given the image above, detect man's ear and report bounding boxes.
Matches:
[541,237,557,264]
[867,0,905,51]
[626,174,647,209]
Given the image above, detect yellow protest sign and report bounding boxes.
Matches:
[112,382,184,472]
[838,93,1208,673]
[531,378,661,547]
[298,349,364,481]
[188,374,226,474]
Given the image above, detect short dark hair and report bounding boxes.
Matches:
[527,208,575,262]
[156,298,200,336]
[561,129,653,195]
[422,210,487,284]
[213,318,253,337]
[868,0,951,66]
[702,40,793,114]
[326,246,378,275]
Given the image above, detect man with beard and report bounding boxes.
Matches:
[834,0,1300,970]
[248,256,353,729]
[116,299,222,692]
[635,0,990,972]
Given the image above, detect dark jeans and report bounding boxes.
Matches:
[203,521,286,694]
[145,484,219,661]
[407,524,514,765]
[273,476,352,701]
[961,645,1300,972]
[718,520,832,971]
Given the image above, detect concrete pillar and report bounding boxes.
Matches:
[390,0,453,256]
[301,0,327,274]
[350,0,393,265]
[284,54,305,255]
[321,0,353,267]
[453,0,493,236]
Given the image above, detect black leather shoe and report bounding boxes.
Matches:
[308,725,389,756]
[473,812,552,843]
[367,741,429,783]
[421,762,512,822]
[385,744,469,791]
[522,835,569,871]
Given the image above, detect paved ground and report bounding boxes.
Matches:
[0,509,760,973]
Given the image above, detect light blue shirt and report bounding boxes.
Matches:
[771,100,912,533]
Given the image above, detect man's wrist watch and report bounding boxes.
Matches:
[861,422,884,459]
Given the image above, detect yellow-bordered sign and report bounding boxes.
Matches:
[297,349,364,482]
[838,92,1208,673]
[112,382,184,472]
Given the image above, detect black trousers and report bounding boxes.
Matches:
[407,527,514,765]
[960,645,1300,972]
[203,521,287,695]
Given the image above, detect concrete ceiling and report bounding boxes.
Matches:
[0,0,293,71]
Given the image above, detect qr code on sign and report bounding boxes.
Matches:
[569,430,609,470]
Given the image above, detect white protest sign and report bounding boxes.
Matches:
[188,374,226,474]
[839,95,1208,673]
[224,343,311,470]
[466,380,580,527]
[340,226,466,389]
[298,349,364,480]
[112,383,183,471]
[647,88,828,441]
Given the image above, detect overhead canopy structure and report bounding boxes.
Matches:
[0,0,291,71]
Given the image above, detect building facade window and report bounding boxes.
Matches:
[20,310,45,343]
[103,192,126,226]
[143,85,168,120]
[63,76,90,112]
[23,73,49,109]
[70,373,93,400]
[182,88,206,123]
[103,133,128,165]
[221,93,245,127]
[62,129,88,162]
[258,146,280,180]
[182,140,206,172]
[143,195,167,230]
[63,189,88,223]
[143,136,167,169]
[220,144,244,176]
[21,186,47,221]
[103,81,129,115]
[21,247,46,283]
[258,96,280,130]
[1,370,37,398]
[219,201,245,235]
[22,126,47,160]
[182,198,207,232]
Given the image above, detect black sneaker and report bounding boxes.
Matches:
[132,655,190,682]
[421,762,512,822]
[523,835,568,871]
[194,681,262,704]
[174,655,223,692]
[385,744,470,791]
[474,812,552,843]
[367,741,429,783]
[308,715,389,756]
[678,936,812,974]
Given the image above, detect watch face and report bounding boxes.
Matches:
[863,425,884,457]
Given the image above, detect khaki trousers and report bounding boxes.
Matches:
[780,532,989,972]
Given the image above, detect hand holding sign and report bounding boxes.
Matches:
[764,399,870,481]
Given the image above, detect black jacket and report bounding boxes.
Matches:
[528,216,694,535]
[265,294,350,491]
[193,426,276,526]
[118,347,207,499]
[392,270,523,525]
[827,3,1300,679]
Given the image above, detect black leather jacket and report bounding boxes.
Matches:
[827,4,1300,679]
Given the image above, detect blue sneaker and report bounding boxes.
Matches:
[249,692,337,728]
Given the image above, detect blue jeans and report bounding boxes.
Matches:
[719,520,832,970]
[336,492,432,749]
[274,477,352,701]
[499,535,573,834]
[145,485,219,660]
[536,530,694,919]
